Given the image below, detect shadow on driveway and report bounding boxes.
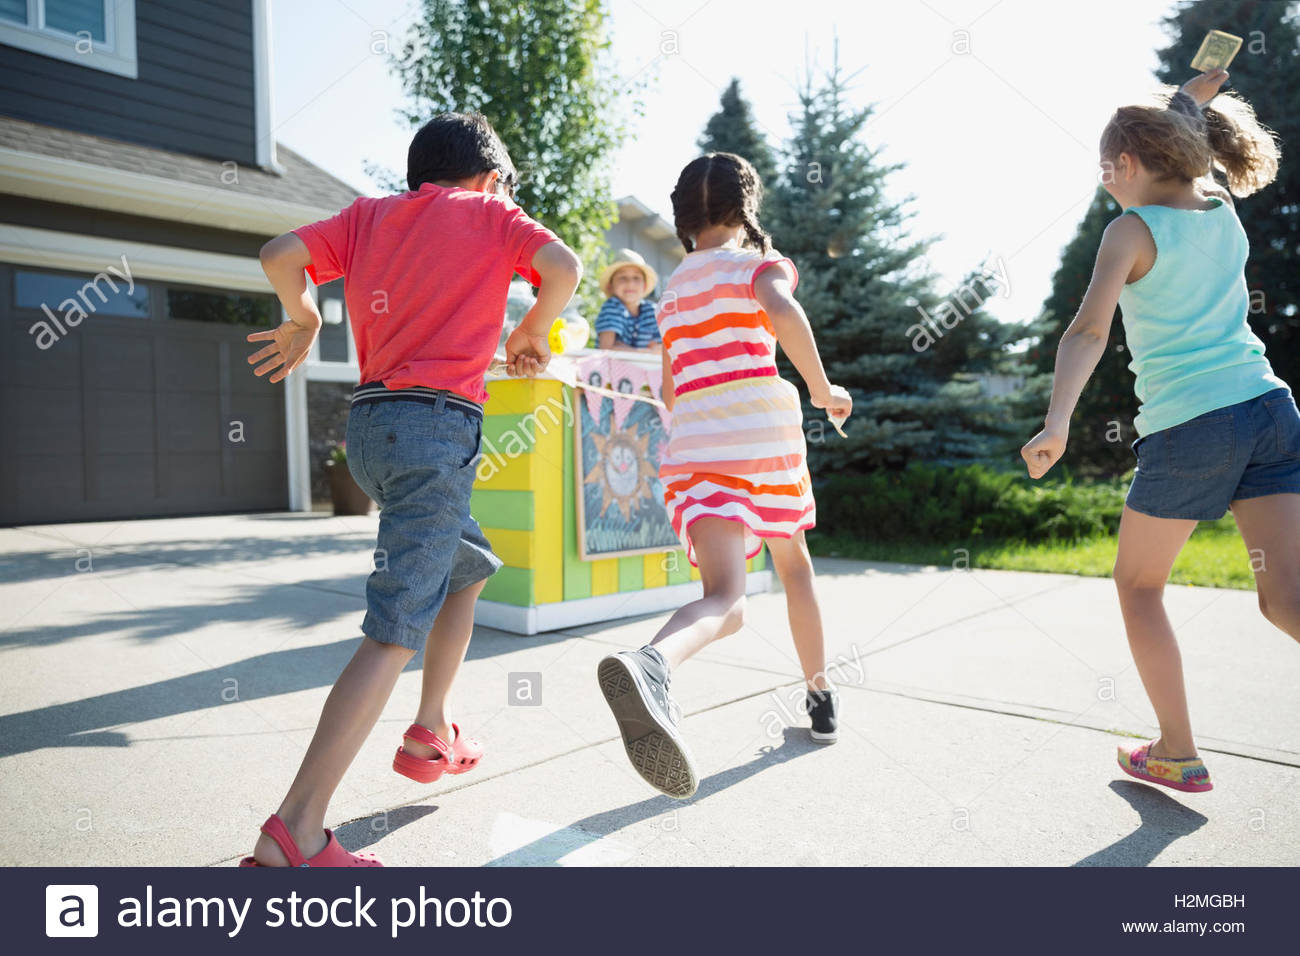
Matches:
[0,627,570,759]
[1072,780,1209,866]
[478,726,821,866]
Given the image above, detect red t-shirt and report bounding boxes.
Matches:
[294,183,559,403]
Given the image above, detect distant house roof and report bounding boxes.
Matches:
[609,195,686,291]
[0,115,362,235]
[614,195,678,246]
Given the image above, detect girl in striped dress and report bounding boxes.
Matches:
[597,153,852,798]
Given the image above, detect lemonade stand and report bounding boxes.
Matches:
[468,305,770,635]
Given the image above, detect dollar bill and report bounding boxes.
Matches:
[1191,30,1243,72]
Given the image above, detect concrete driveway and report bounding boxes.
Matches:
[1,513,1296,867]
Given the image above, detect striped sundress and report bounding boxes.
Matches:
[658,245,816,566]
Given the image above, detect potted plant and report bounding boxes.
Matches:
[324,442,373,516]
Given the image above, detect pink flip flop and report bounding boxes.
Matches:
[393,722,483,784]
[1117,741,1214,793]
[238,814,383,867]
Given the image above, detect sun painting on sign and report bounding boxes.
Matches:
[584,427,656,521]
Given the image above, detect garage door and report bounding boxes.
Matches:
[0,263,288,525]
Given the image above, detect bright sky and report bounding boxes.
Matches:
[271,0,1178,324]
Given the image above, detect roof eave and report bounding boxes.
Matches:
[0,145,341,235]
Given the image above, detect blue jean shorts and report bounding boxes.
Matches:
[345,392,502,650]
[1126,387,1300,521]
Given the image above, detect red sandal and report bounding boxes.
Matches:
[238,814,383,867]
[392,723,483,784]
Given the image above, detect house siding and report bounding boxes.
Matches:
[0,0,257,165]
[0,195,270,256]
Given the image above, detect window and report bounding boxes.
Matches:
[45,0,105,40]
[15,268,150,317]
[315,280,350,363]
[166,288,275,327]
[0,0,137,78]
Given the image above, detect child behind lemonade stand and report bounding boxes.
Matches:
[239,112,580,867]
[595,248,662,352]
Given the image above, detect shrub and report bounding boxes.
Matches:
[815,464,1128,544]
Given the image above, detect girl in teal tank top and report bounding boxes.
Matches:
[1022,70,1300,794]
[1118,196,1285,437]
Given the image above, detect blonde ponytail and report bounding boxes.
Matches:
[1201,91,1280,197]
[1099,86,1281,198]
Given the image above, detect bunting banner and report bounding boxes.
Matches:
[486,354,667,417]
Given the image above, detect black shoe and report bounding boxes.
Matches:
[805,688,838,744]
[597,646,698,798]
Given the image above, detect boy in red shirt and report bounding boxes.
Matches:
[240,113,581,867]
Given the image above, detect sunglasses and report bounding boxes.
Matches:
[495,169,518,199]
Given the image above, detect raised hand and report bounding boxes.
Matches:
[1181,68,1229,106]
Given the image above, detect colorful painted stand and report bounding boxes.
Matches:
[470,376,771,635]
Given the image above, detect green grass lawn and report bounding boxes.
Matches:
[808,515,1256,589]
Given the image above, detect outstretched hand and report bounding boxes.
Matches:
[246,318,320,383]
[1181,68,1229,106]
[1021,425,1068,480]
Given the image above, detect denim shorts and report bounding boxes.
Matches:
[345,393,502,650]
[1126,387,1300,521]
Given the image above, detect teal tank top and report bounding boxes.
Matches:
[1117,197,1286,437]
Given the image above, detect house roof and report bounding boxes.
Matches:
[611,194,685,268]
[614,195,678,244]
[0,115,363,235]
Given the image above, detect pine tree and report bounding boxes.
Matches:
[1155,0,1299,392]
[763,55,1027,473]
[697,78,779,190]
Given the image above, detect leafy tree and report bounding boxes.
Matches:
[697,78,779,190]
[375,0,633,309]
[761,56,1028,473]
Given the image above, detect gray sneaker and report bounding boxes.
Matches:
[597,646,698,798]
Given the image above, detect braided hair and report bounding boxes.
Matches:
[670,152,771,254]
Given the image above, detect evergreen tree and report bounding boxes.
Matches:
[697,78,778,190]
[763,56,1027,473]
